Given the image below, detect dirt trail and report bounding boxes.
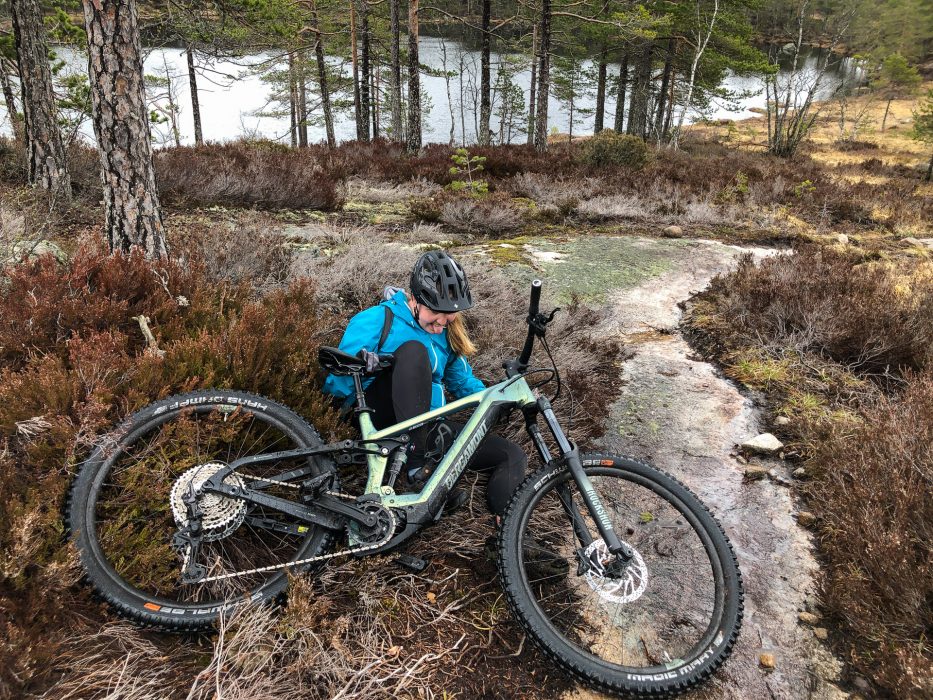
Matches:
[525,237,847,700]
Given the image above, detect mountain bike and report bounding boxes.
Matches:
[68,280,744,698]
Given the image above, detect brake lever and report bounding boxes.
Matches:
[531,307,561,336]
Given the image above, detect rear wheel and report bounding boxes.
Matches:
[498,454,743,697]
[68,390,334,631]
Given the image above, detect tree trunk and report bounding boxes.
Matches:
[309,0,336,148]
[926,149,933,181]
[654,37,675,139]
[356,0,371,141]
[406,0,421,152]
[11,0,71,198]
[663,68,675,138]
[627,42,652,138]
[533,0,551,152]
[351,4,362,139]
[186,46,203,145]
[614,53,628,132]
[82,0,165,258]
[297,51,308,147]
[288,52,298,147]
[594,56,607,133]
[527,22,537,145]
[372,62,380,138]
[478,0,491,145]
[881,97,892,131]
[389,0,402,141]
[1,60,24,142]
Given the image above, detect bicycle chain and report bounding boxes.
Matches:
[196,474,396,583]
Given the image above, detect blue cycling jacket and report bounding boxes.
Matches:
[322,289,485,409]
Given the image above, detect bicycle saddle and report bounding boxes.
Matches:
[318,346,393,376]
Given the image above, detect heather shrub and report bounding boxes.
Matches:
[579,130,651,170]
[439,191,526,234]
[0,241,348,696]
[410,190,526,234]
[808,372,933,697]
[173,210,294,293]
[703,246,933,374]
[292,240,415,315]
[344,177,441,203]
[155,143,344,210]
[686,245,933,696]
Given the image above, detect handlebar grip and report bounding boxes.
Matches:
[517,280,543,368]
[528,279,542,320]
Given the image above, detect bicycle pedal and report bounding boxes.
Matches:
[394,553,428,573]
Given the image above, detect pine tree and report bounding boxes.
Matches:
[11,0,71,198]
[83,0,166,258]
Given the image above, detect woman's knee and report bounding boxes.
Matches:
[393,340,429,370]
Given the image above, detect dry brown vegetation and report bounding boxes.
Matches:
[0,213,621,698]
[685,245,933,698]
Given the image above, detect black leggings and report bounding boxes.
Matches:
[364,341,527,515]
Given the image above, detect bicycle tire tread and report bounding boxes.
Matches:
[496,453,744,698]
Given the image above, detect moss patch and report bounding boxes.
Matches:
[506,236,687,305]
[343,200,411,224]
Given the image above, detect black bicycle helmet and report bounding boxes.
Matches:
[410,250,474,312]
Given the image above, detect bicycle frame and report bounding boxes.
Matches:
[210,278,634,565]
[358,375,537,508]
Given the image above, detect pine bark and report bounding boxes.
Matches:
[614,53,628,132]
[478,0,491,145]
[288,52,298,146]
[297,51,309,148]
[654,37,675,139]
[82,0,166,258]
[594,57,607,133]
[533,0,551,152]
[627,42,652,139]
[186,46,203,145]
[526,22,537,145]
[406,0,421,152]
[309,0,335,148]
[355,0,371,141]
[351,5,362,139]
[11,0,71,198]
[389,0,402,141]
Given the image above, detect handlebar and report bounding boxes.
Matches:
[518,279,543,367]
[504,280,544,378]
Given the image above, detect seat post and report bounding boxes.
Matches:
[352,372,372,414]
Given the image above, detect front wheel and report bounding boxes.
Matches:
[68,390,335,631]
[497,454,743,697]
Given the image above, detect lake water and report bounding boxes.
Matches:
[0,38,862,148]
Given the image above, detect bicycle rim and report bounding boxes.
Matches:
[85,402,324,609]
[507,463,737,685]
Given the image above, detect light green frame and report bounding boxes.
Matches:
[358,376,538,508]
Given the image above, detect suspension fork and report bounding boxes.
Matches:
[532,397,634,562]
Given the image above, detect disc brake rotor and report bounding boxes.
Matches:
[583,539,649,604]
[170,462,247,541]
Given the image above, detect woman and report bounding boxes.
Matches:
[322,250,526,515]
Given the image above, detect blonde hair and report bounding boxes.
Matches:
[447,314,476,357]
